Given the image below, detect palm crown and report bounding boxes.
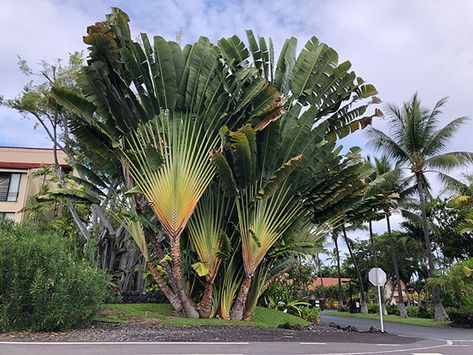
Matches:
[368,93,473,185]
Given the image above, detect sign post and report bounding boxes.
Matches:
[368,268,387,332]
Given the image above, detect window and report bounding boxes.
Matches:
[0,173,21,202]
[0,212,15,220]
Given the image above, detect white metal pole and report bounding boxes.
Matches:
[377,285,384,332]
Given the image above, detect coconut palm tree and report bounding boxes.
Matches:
[367,155,409,317]
[367,94,473,320]
[331,233,345,310]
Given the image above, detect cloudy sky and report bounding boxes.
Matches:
[1,0,472,251]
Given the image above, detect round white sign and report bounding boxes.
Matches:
[368,267,387,286]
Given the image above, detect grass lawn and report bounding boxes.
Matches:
[95,304,310,328]
[327,311,450,327]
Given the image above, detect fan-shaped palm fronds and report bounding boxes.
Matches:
[188,190,233,317]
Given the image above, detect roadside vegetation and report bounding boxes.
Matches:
[1,6,472,333]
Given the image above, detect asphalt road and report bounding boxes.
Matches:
[0,339,468,355]
[321,312,473,341]
[0,315,471,354]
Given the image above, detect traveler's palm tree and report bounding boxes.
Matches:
[367,94,473,320]
[51,8,381,319]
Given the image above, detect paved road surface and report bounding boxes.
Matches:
[0,314,471,354]
[321,312,473,341]
[0,339,469,355]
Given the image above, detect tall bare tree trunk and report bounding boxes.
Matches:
[316,254,326,302]
[170,236,199,318]
[342,226,368,313]
[385,213,408,318]
[415,173,449,321]
[333,233,345,310]
[369,221,387,315]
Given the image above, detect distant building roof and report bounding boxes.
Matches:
[0,146,69,170]
[308,277,351,290]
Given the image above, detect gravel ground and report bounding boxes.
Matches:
[0,322,419,344]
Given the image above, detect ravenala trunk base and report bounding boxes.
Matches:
[230,275,252,321]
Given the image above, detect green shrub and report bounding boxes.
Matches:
[0,220,109,332]
[298,306,320,324]
[368,303,379,313]
[448,310,473,328]
[415,306,435,319]
[406,305,419,318]
[386,304,400,316]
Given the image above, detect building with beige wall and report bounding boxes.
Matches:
[0,146,68,222]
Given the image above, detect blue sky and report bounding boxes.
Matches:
[1,0,472,250]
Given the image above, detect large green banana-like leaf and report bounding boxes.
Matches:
[291,36,338,103]
[257,155,302,199]
[274,37,297,94]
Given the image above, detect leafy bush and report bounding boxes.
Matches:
[0,220,109,331]
[386,304,400,316]
[298,306,320,324]
[368,303,379,313]
[415,306,435,319]
[406,305,419,317]
[448,310,473,328]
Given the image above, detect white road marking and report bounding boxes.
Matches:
[411,353,444,355]
[300,342,327,345]
[450,339,473,342]
[314,339,452,355]
[375,344,401,346]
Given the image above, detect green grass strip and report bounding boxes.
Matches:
[327,311,449,327]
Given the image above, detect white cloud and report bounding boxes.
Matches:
[1,0,471,183]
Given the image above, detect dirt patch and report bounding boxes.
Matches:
[0,322,419,344]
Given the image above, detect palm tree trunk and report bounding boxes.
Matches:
[230,274,252,320]
[145,260,182,313]
[385,213,408,318]
[333,234,345,310]
[415,173,449,321]
[342,226,368,313]
[369,221,387,316]
[316,254,326,302]
[197,279,214,318]
[170,236,200,318]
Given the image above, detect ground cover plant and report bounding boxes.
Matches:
[94,304,310,328]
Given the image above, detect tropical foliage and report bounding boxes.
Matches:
[367,94,473,321]
[47,7,381,319]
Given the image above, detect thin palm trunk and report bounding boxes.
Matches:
[342,226,367,313]
[230,275,252,320]
[316,254,326,302]
[415,173,449,321]
[170,236,200,318]
[369,221,387,315]
[145,260,182,313]
[385,213,408,318]
[333,234,344,310]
